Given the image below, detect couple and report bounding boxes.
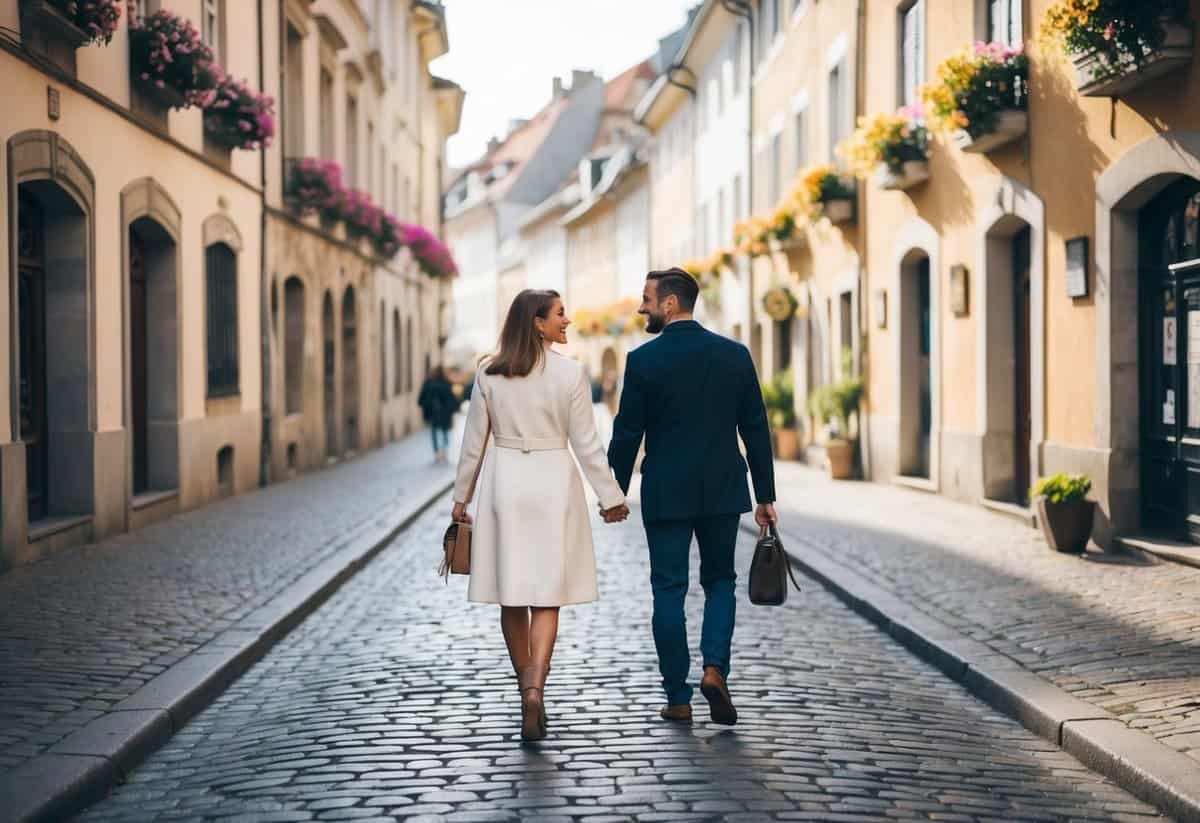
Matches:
[451,267,777,742]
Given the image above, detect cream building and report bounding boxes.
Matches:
[0,0,460,570]
[261,0,460,479]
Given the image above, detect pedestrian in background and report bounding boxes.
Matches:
[451,288,629,742]
[419,366,457,464]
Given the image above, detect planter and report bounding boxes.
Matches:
[20,0,90,49]
[953,110,1028,154]
[773,428,801,461]
[875,160,929,192]
[1072,20,1193,97]
[133,74,188,111]
[821,198,855,224]
[1035,496,1095,553]
[825,438,854,480]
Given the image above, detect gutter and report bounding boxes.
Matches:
[258,0,272,488]
[721,0,754,351]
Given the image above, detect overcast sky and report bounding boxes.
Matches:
[431,0,696,169]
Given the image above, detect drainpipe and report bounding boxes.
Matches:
[853,0,869,476]
[257,0,273,488]
[721,0,754,348]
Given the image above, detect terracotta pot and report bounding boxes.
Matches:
[1035,497,1095,554]
[774,428,801,460]
[825,438,853,480]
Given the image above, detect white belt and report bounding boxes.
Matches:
[493,435,568,453]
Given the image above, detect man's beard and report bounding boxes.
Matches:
[645,312,666,334]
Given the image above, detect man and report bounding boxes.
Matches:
[607,267,777,725]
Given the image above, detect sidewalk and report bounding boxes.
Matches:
[771,462,1200,813]
[0,427,457,822]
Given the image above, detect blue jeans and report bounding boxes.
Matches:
[644,514,739,706]
[430,425,450,453]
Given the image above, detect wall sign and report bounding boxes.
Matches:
[1066,236,1089,298]
[950,264,969,317]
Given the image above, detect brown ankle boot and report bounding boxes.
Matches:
[513,662,547,727]
[518,664,549,741]
[700,666,738,725]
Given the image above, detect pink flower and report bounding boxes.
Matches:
[1103,22,1116,41]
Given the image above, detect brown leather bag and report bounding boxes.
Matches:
[438,414,490,581]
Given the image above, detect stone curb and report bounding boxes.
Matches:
[0,478,454,823]
[744,522,1200,823]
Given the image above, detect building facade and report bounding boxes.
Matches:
[0,0,459,570]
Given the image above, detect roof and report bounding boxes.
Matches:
[604,60,656,111]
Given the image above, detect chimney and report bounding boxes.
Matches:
[570,69,598,91]
[552,76,564,97]
[486,136,501,154]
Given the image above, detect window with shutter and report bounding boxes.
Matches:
[989,0,1022,46]
[900,0,925,107]
[768,134,782,205]
[795,107,808,170]
[828,63,845,161]
[205,243,239,397]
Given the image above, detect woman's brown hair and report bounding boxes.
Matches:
[483,289,561,378]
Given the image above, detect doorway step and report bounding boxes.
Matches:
[1116,534,1200,570]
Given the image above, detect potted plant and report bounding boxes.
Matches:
[339,189,384,243]
[840,106,931,192]
[790,164,856,224]
[733,216,772,259]
[923,41,1029,154]
[21,0,121,49]
[1031,473,1095,553]
[128,9,220,110]
[203,75,276,151]
[285,158,345,220]
[1041,0,1193,97]
[400,223,458,278]
[762,369,800,460]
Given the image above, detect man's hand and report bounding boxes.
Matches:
[452,502,472,525]
[754,503,778,529]
[600,503,630,523]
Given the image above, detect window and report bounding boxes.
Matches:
[733,174,743,222]
[762,0,779,55]
[988,0,1023,47]
[319,69,335,159]
[379,303,387,400]
[717,187,727,249]
[794,107,808,170]
[768,134,782,206]
[205,243,239,396]
[404,317,414,392]
[201,0,222,64]
[697,202,710,254]
[732,24,744,94]
[899,0,925,107]
[828,63,846,162]
[393,310,403,395]
[718,56,728,115]
[346,95,359,187]
[367,121,375,197]
[284,277,304,414]
[284,25,305,158]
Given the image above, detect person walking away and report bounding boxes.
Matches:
[419,366,457,464]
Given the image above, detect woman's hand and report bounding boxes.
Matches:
[600,503,629,523]
[452,502,472,525]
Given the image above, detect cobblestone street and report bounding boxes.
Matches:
[79,496,1164,822]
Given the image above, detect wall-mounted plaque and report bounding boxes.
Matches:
[950,264,969,317]
[1066,236,1089,298]
[873,289,887,329]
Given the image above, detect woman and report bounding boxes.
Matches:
[451,289,629,742]
[418,366,457,464]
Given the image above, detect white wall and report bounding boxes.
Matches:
[615,182,649,298]
[526,221,568,296]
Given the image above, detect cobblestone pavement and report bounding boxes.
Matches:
[770,462,1200,764]
[0,430,456,776]
[79,497,1164,822]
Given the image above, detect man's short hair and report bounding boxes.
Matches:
[647,267,699,313]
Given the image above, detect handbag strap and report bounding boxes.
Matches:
[760,523,803,592]
[460,384,493,508]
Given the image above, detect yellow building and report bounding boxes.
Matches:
[0,0,460,569]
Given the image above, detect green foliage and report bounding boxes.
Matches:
[762,369,796,429]
[1031,472,1092,504]
[807,348,864,436]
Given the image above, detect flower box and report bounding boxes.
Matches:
[133,75,188,111]
[821,197,855,224]
[203,75,275,151]
[875,160,929,192]
[20,0,90,49]
[1073,19,1193,97]
[129,10,219,111]
[953,109,1028,154]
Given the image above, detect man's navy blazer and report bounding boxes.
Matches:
[607,320,776,523]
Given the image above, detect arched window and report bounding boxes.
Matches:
[405,316,414,393]
[205,242,239,396]
[379,302,388,400]
[284,277,305,414]
[393,309,403,395]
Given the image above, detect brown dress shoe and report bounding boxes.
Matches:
[659,703,693,723]
[700,666,738,725]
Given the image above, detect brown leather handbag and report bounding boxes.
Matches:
[748,523,802,606]
[438,415,490,581]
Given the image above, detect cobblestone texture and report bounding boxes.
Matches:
[771,462,1200,765]
[0,431,455,776]
[79,495,1163,822]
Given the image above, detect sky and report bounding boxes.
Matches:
[430,0,697,169]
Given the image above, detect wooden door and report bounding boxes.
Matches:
[17,193,48,521]
[1014,227,1032,504]
[130,226,150,494]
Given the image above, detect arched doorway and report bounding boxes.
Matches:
[342,287,359,453]
[128,216,179,496]
[16,182,91,523]
[1139,179,1200,541]
[981,217,1033,503]
[283,277,305,416]
[899,249,932,478]
[322,291,336,458]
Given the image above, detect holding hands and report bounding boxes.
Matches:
[600,503,629,524]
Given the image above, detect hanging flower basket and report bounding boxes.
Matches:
[400,223,458,277]
[1041,1,1193,97]
[840,105,931,191]
[203,75,275,151]
[129,9,219,109]
[285,157,346,218]
[763,286,799,322]
[923,41,1029,154]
